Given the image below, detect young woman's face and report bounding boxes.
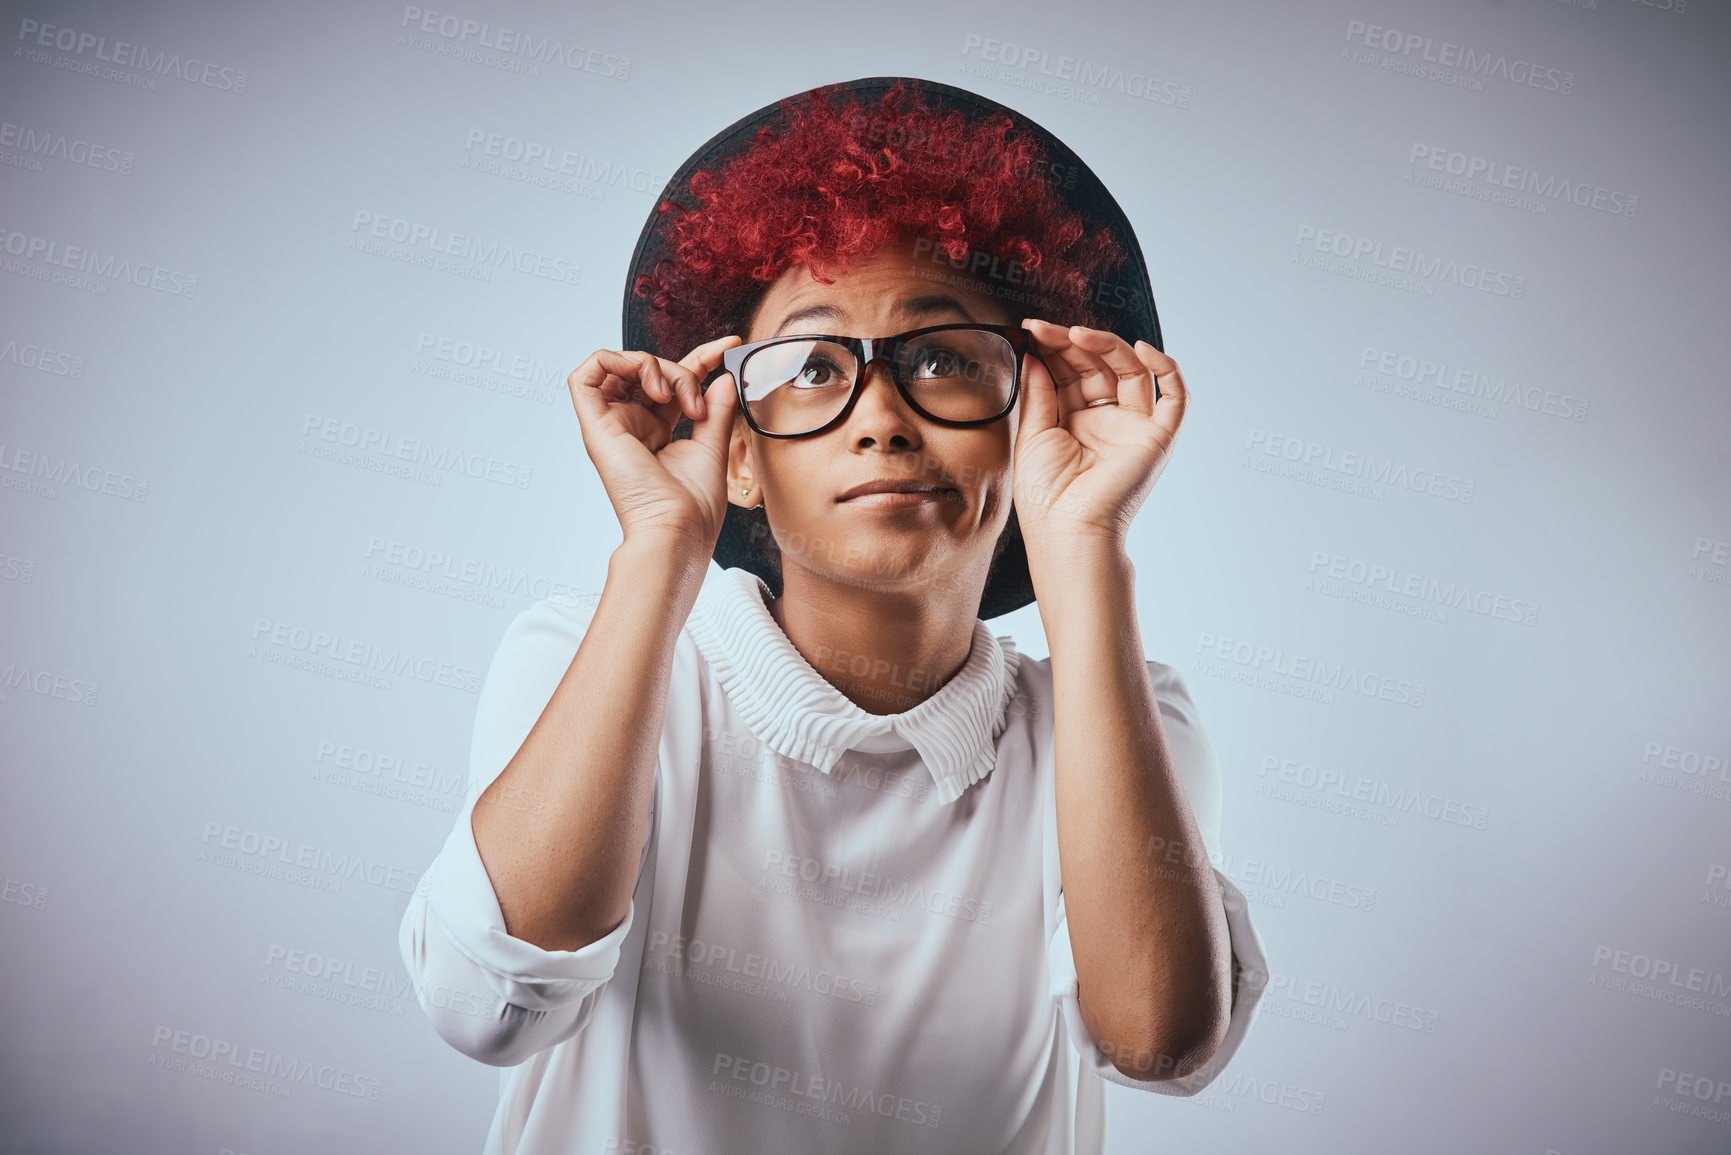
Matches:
[728,235,1020,601]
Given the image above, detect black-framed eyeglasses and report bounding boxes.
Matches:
[709,323,1034,439]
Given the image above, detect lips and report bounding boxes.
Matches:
[836,479,960,504]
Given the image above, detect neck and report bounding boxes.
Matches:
[769,560,990,715]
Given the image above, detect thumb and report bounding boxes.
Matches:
[1019,350,1059,439]
[688,369,739,459]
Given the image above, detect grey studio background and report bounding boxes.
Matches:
[2,0,1728,1152]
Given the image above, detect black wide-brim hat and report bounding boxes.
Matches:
[621,76,1162,620]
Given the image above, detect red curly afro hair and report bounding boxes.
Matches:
[632,81,1128,357]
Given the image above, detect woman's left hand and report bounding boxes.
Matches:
[1012,318,1187,559]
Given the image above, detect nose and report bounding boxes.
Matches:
[844,357,920,450]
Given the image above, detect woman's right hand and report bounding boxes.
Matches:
[568,335,744,559]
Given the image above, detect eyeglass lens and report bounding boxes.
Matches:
[739,330,1016,436]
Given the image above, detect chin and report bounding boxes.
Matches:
[774,514,987,596]
[835,544,974,599]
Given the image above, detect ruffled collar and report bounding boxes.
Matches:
[685,565,1023,805]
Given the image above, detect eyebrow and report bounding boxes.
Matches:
[770,294,979,337]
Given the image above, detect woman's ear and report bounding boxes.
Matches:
[725,415,758,509]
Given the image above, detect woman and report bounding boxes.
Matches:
[401,77,1267,1154]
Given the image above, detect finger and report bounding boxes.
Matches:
[1132,341,1178,403]
[644,354,708,424]
[677,334,746,421]
[571,363,666,461]
[569,351,677,449]
[1070,327,1156,415]
[571,349,665,407]
[603,350,705,432]
[678,333,744,375]
[618,350,676,409]
[629,351,708,424]
[603,370,652,406]
[1135,341,1187,442]
[569,360,611,424]
[1046,325,1121,408]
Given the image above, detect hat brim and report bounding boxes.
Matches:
[621,75,1162,620]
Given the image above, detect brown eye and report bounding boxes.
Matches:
[914,347,967,379]
[914,344,989,382]
[795,355,847,388]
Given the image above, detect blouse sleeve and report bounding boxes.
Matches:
[398,592,654,1068]
[1046,659,1269,1095]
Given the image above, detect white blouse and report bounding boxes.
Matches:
[400,563,1268,1154]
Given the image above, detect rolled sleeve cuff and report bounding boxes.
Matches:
[420,802,633,1013]
[1049,869,1269,1096]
